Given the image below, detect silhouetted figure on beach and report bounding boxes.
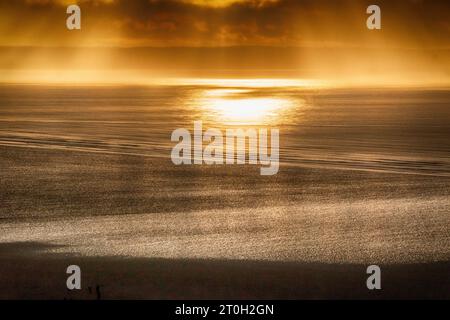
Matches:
[96,285,101,300]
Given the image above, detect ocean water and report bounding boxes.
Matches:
[0,83,449,264]
[1,84,449,175]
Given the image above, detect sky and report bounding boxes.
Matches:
[0,0,449,84]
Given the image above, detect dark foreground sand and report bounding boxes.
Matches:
[0,242,449,300]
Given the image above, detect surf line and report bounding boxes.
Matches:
[171,121,279,176]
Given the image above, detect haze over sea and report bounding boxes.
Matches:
[1,82,449,268]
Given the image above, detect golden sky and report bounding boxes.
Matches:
[0,0,449,84]
[0,0,448,48]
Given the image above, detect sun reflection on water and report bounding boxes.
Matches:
[197,88,297,126]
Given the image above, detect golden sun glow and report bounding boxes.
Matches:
[198,88,295,125]
[180,0,279,8]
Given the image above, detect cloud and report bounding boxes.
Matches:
[0,0,448,84]
[0,0,449,48]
